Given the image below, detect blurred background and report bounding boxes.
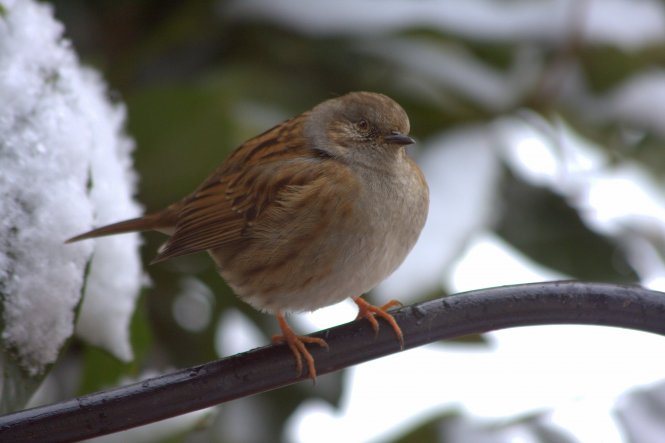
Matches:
[32,0,665,441]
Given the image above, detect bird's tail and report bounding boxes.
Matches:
[65,210,176,243]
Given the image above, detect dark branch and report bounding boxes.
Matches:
[2,281,665,442]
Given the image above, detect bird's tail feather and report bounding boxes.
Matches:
[65,211,174,243]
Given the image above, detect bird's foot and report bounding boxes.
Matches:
[272,312,328,381]
[353,297,404,349]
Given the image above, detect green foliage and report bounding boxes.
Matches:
[127,83,238,209]
[78,291,152,394]
[0,353,42,414]
[496,169,637,282]
[582,44,665,94]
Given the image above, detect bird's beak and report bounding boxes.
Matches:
[385,132,415,146]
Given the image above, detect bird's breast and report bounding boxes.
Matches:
[213,157,428,314]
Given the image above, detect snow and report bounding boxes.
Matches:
[215,308,266,358]
[225,0,665,49]
[359,38,536,112]
[597,70,665,138]
[172,277,215,333]
[0,0,142,375]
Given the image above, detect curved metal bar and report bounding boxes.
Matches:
[1,281,664,442]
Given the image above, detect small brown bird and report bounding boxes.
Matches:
[68,91,429,380]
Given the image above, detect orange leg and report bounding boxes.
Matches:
[353,297,404,349]
[272,311,329,381]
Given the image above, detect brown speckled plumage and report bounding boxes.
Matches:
[67,91,429,380]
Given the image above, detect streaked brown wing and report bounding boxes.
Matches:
[153,114,315,262]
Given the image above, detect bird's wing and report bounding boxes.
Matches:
[152,114,339,263]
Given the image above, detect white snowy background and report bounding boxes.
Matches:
[0,0,142,407]
[2,0,665,442]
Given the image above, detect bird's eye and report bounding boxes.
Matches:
[357,119,369,133]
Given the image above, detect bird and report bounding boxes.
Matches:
[67,91,429,380]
